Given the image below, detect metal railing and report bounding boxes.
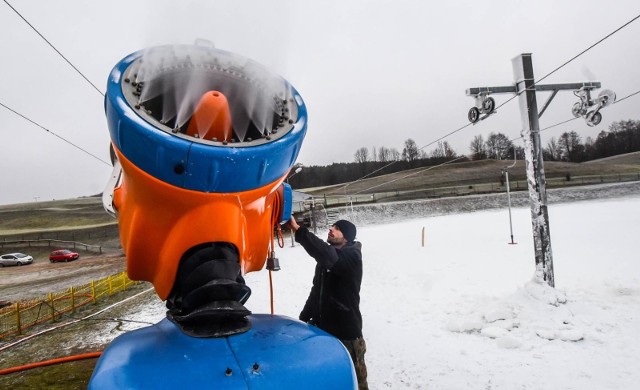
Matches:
[293,172,640,211]
[0,239,103,253]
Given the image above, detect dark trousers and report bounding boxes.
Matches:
[340,337,369,390]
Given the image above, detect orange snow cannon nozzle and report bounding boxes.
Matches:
[186,91,232,141]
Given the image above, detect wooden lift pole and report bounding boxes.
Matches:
[512,53,555,287]
[466,53,615,288]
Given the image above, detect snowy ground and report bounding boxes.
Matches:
[106,183,640,389]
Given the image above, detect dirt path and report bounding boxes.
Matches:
[0,253,126,302]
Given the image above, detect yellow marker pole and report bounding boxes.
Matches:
[49,293,55,322]
[15,302,22,335]
[421,226,426,247]
[70,287,75,313]
[91,281,97,305]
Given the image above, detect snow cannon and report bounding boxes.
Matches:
[101,43,305,335]
[94,43,358,389]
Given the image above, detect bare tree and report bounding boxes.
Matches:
[354,147,369,163]
[469,135,487,160]
[378,146,389,162]
[559,131,585,162]
[370,146,377,162]
[389,148,401,161]
[430,141,456,159]
[543,137,562,161]
[485,132,513,160]
[402,138,420,162]
[431,144,445,159]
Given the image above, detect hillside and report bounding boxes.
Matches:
[0,153,638,237]
[303,153,640,196]
[581,150,640,165]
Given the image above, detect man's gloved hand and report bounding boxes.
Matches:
[289,216,300,232]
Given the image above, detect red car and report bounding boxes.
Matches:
[49,249,80,263]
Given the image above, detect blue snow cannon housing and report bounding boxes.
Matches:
[104,43,307,218]
[90,315,357,389]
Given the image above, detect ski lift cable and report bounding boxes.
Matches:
[352,155,469,195]
[613,89,640,105]
[2,0,105,97]
[4,0,637,190]
[346,86,640,196]
[330,15,640,196]
[536,13,640,86]
[0,100,112,167]
[493,13,640,114]
[508,87,640,143]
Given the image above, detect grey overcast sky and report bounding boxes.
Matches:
[1,0,639,205]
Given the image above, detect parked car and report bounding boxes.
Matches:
[0,253,34,267]
[49,249,80,263]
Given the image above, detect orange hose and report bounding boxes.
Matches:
[276,224,285,248]
[0,351,102,375]
[267,184,286,316]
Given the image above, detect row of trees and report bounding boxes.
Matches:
[467,120,640,163]
[541,120,640,162]
[288,139,462,189]
[288,120,639,189]
[354,139,458,164]
[363,119,640,169]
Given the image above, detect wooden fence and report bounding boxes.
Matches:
[0,272,137,339]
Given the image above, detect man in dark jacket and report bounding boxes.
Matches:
[289,217,368,390]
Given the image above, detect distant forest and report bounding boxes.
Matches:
[287,119,640,189]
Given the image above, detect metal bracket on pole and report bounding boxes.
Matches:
[465,53,615,288]
[538,89,559,118]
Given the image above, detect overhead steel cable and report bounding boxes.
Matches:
[0,100,111,166]
[535,13,640,85]
[483,12,640,125]
[508,88,640,142]
[352,155,469,195]
[613,89,640,105]
[3,0,105,97]
[329,14,640,196]
[360,85,638,196]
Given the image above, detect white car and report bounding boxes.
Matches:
[0,253,34,267]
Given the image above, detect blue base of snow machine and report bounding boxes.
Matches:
[89,314,357,389]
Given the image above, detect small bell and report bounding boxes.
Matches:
[266,251,281,271]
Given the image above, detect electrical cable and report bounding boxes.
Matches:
[0,100,111,167]
[59,314,155,326]
[3,0,105,97]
